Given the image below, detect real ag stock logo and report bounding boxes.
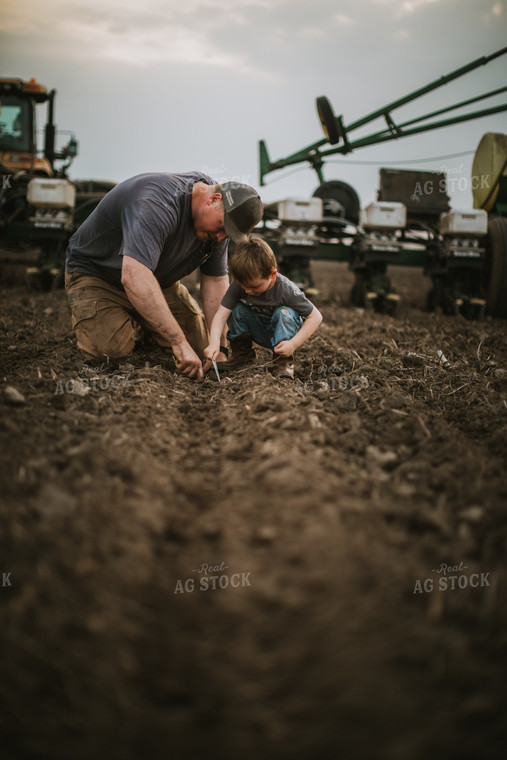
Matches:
[174,561,252,594]
[413,561,490,594]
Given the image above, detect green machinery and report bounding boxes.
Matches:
[257,48,507,318]
[0,77,115,289]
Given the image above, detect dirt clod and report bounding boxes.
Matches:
[3,385,26,405]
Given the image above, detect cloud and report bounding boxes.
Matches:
[373,0,442,12]
[1,0,505,207]
[398,0,441,12]
[0,0,281,74]
[65,17,242,69]
[334,13,356,26]
[299,26,326,38]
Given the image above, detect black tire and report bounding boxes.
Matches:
[425,287,437,312]
[72,179,116,194]
[350,282,365,307]
[25,268,47,292]
[442,293,458,317]
[313,180,361,225]
[384,299,399,317]
[430,278,458,316]
[72,180,116,229]
[350,278,373,310]
[316,96,340,145]
[53,268,65,289]
[485,216,507,318]
[460,301,485,321]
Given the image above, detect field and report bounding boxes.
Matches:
[1,255,507,760]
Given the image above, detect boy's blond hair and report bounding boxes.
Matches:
[228,236,277,284]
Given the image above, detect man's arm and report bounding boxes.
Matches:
[273,306,323,358]
[200,273,229,356]
[121,255,204,378]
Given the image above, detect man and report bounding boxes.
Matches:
[65,172,263,379]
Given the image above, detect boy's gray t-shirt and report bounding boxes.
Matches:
[221,274,315,324]
[65,172,228,290]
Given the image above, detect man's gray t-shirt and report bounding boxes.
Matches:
[66,172,228,290]
[221,274,315,324]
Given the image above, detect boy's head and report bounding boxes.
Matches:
[228,236,277,295]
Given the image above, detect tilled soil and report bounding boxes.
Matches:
[1,256,507,760]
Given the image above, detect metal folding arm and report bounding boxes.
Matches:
[259,47,507,185]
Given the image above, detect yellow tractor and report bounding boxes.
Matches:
[0,77,114,289]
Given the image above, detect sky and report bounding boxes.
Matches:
[1,0,506,211]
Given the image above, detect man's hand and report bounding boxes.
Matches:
[273,339,295,358]
[172,341,204,379]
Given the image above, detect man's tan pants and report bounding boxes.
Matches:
[65,273,208,361]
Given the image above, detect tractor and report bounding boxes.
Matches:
[257,48,507,319]
[0,77,115,289]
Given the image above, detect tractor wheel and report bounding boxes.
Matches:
[313,180,361,226]
[425,287,437,312]
[468,302,485,321]
[442,293,459,317]
[350,282,365,307]
[485,216,507,319]
[350,278,373,310]
[383,293,400,317]
[25,267,53,292]
[316,96,340,145]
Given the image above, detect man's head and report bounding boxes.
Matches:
[228,236,277,295]
[192,181,263,245]
[220,182,263,243]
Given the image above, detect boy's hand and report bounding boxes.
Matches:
[204,343,220,361]
[203,345,228,374]
[273,339,295,358]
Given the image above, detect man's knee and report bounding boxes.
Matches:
[75,315,139,360]
[65,274,145,360]
[164,281,203,318]
[180,312,208,357]
[67,295,139,359]
[162,282,208,356]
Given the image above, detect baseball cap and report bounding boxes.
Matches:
[220,182,263,243]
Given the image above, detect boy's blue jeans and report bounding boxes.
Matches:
[227,302,303,350]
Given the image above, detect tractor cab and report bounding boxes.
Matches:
[0,77,97,290]
[0,77,78,177]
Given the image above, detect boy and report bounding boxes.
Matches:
[204,237,322,379]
